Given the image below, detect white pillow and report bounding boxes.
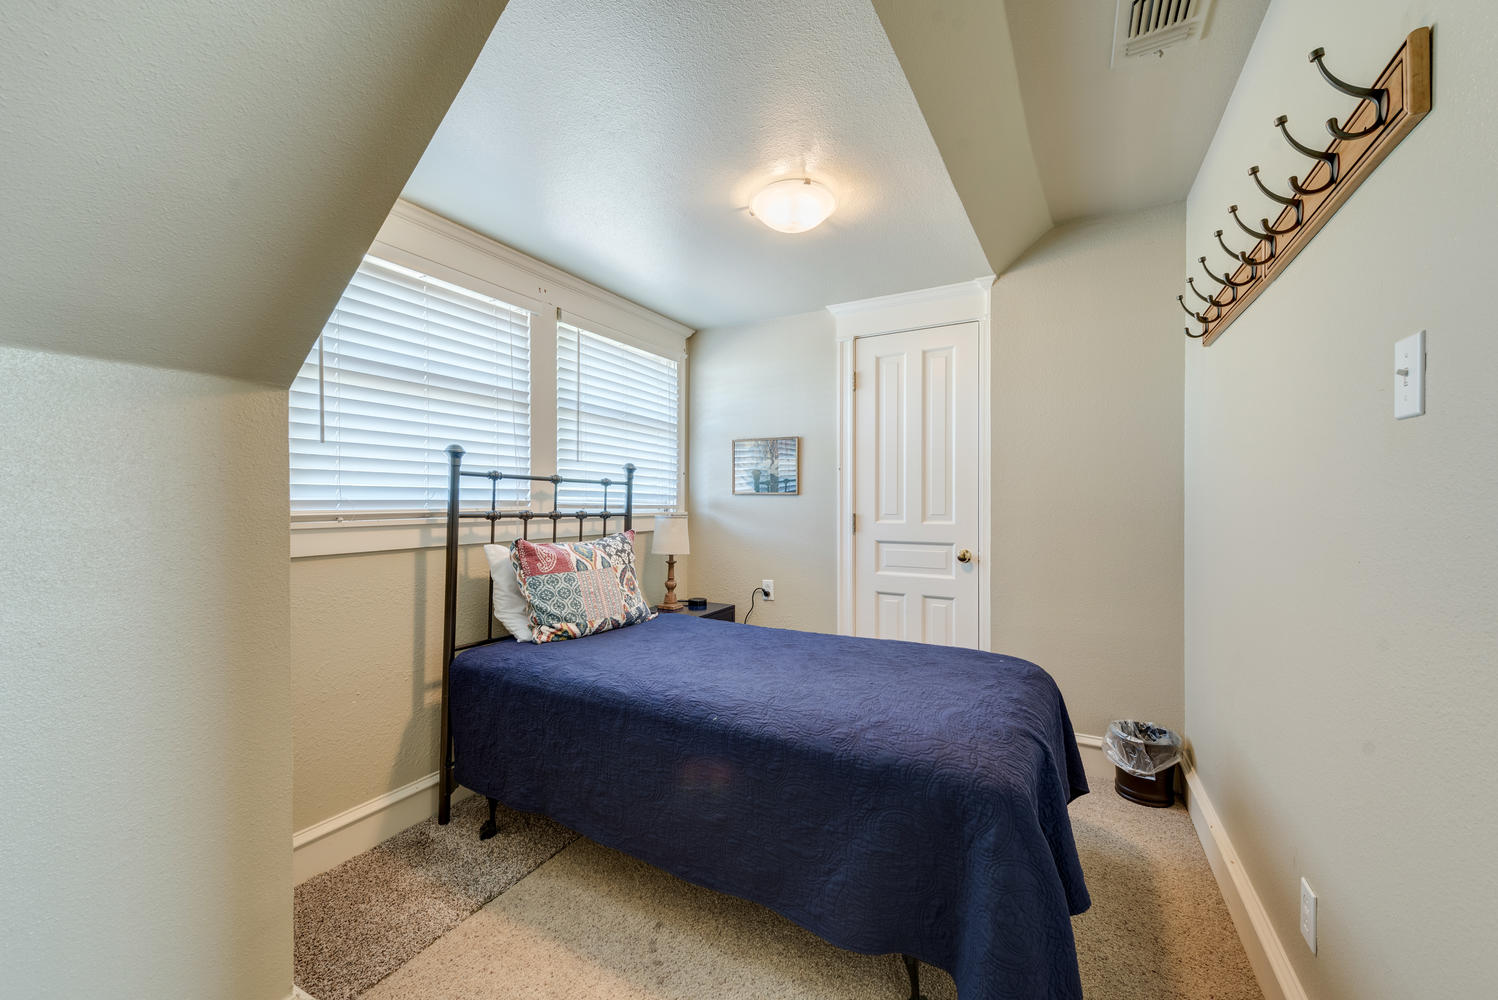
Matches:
[483,544,535,642]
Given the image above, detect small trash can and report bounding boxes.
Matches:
[1103,720,1182,808]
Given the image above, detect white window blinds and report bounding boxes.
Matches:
[557,321,680,510]
[289,256,531,514]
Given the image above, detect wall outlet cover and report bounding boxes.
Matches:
[761,579,775,601]
[1299,877,1318,954]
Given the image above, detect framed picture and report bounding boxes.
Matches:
[732,437,800,495]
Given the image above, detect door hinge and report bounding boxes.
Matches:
[851,512,857,534]
[851,370,858,392]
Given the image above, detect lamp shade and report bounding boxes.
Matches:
[651,513,690,555]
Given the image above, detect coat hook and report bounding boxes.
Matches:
[1178,294,1213,338]
[1185,276,1216,306]
[1248,164,1304,231]
[1197,257,1246,296]
[1178,295,1211,325]
[1261,212,1299,237]
[1275,115,1339,195]
[1288,172,1333,198]
[1217,228,1272,270]
[1222,266,1255,289]
[1213,228,1239,260]
[1228,204,1274,247]
[1197,257,1230,289]
[1248,165,1304,234]
[1179,294,1220,329]
[1248,166,1300,209]
[1309,47,1388,140]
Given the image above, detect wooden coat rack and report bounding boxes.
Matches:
[1182,27,1432,345]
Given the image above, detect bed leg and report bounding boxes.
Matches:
[478,797,499,840]
[900,954,927,1000]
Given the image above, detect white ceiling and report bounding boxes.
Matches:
[402,0,990,331]
[1004,0,1271,222]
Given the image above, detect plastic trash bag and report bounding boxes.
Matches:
[1104,720,1182,777]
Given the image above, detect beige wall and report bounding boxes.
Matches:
[1185,3,1498,998]
[0,347,290,999]
[991,204,1186,738]
[291,536,670,831]
[685,227,1185,740]
[293,545,484,830]
[686,311,839,632]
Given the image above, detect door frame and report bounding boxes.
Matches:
[828,276,996,651]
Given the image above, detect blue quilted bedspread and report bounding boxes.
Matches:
[451,613,1091,999]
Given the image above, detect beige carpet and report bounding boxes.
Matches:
[303,751,1262,999]
[1066,753,1261,999]
[294,794,577,1000]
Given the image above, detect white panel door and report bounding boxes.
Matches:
[853,322,980,647]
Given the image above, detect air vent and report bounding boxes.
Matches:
[1111,0,1215,66]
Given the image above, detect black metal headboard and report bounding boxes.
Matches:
[437,443,635,823]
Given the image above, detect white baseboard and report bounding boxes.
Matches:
[292,773,472,885]
[1182,762,1309,1000]
[1074,732,1306,1000]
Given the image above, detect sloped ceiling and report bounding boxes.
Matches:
[1005,0,1270,222]
[403,0,990,331]
[871,0,1055,277]
[0,0,508,387]
[3,0,1272,362]
[876,0,1268,270]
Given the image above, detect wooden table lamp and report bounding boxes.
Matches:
[651,513,690,612]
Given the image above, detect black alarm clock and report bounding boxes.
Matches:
[685,596,708,609]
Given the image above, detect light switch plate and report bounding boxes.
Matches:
[1394,329,1425,419]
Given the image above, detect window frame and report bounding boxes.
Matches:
[290,201,691,559]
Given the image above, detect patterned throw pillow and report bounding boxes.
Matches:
[510,531,656,642]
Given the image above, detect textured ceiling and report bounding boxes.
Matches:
[1,0,507,386]
[402,0,990,331]
[1005,0,1270,222]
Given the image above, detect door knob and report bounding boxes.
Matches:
[956,549,973,564]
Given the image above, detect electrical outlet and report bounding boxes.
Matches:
[761,579,775,601]
[1300,877,1318,954]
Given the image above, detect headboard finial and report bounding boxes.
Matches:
[446,443,465,459]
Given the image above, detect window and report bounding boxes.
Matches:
[287,205,690,546]
[289,256,531,514]
[557,321,680,510]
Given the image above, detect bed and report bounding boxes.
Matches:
[435,446,1092,999]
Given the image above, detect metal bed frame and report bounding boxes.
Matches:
[434,443,929,1000]
[437,443,634,835]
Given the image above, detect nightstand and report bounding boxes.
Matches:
[660,601,735,622]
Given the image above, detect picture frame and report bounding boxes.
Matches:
[732,436,800,495]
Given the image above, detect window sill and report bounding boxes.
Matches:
[290,515,656,559]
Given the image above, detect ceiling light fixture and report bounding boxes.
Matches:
[749,178,836,234]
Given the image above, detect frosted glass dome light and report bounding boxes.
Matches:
[749,178,836,234]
